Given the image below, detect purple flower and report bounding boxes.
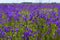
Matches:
[0,28,2,32]
[20,24,24,27]
[56,30,60,35]
[55,21,59,25]
[1,31,5,36]
[41,26,44,28]
[24,32,31,37]
[0,14,2,18]
[7,17,11,22]
[4,27,10,32]
[58,28,60,30]
[39,13,45,18]
[0,30,5,38]
[29,14,33,20]
[26,27,32,33]
[15,28,19,32]
[15,13,21,17]
[9,36,12,40]
[49,18,53,21]
[26,37,29,40]
[14,14,20,21]
[22,16,28,21]
[24,27,33,39]
[11,29,14,33]
[51,12,56,17]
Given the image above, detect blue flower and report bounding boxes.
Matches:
[8,12,13,17]
[55,21,59,25]
[51,12,56,17]
[0,28,2,32]
[4,27,10,32]
[29,14,33,20]
[1,31,5,36]
[7,17,11,22]
[15,28,19,32]
[56,30,60,35]
[0,14,2,18]
[14,16,19,21]
[26,37,29,40]
[0,30,5,38]
[24,32,31,37]
[11,29,14,34]
[26,27,32,33]
[20,24,24,27]
[9,36,12,40]
[22,16,28,21]
[39,13,45,18]
[41,26,44,28]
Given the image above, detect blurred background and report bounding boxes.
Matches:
[0,0,60,3]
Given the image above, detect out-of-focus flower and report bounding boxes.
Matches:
[22,16,28,21]
[1,31,5,36]
[39,13,45,18]
[55,21,59,26]
[11,29,14,34]
[41,26,44,28]
[20,24,24,27]
[14,15,19,21]
[4,27,10,32]
[24,32,31,37]
[56,30,60,35]
[29,13,34,20]
[7,17,11,22]
[7,12,13,17]
[15,28,19,32]
[8,36,12,40]
[0,28,5,38]
[0,14,2,18]
[0,28,2,32]
[26,27,32,33]
[23,27,33,39]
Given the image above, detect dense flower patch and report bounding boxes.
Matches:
[0,4,60,40]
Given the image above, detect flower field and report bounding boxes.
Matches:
[0,3,60,40]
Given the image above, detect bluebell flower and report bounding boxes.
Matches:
[7,12,13,17]
[0,14,2,18]
[26,27,32,33]
[8,26,12,29]
[0,30,5,38]
[0,28,2,32]
[58,28,60,30]
[22,16,28,21]
[56,30,60,35]
[15,13,21,17]
[20,24,24,27]
[39,13,45,18]
[55,21,59,25]
[1,31,5,36]
[11,29,14,34]
[14,15,20,21]
[8,36,12,40]
[4,27,10,32]
[24,32,31,37]
[0,22,3,24]
[24,27,33,39]
[41,26,44,28]
[7,17,11,22]
[49,18,53,21]
[15,28,19,32]
[26,37,29,40]
[51,12,56,17]
[29,14,33,20]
